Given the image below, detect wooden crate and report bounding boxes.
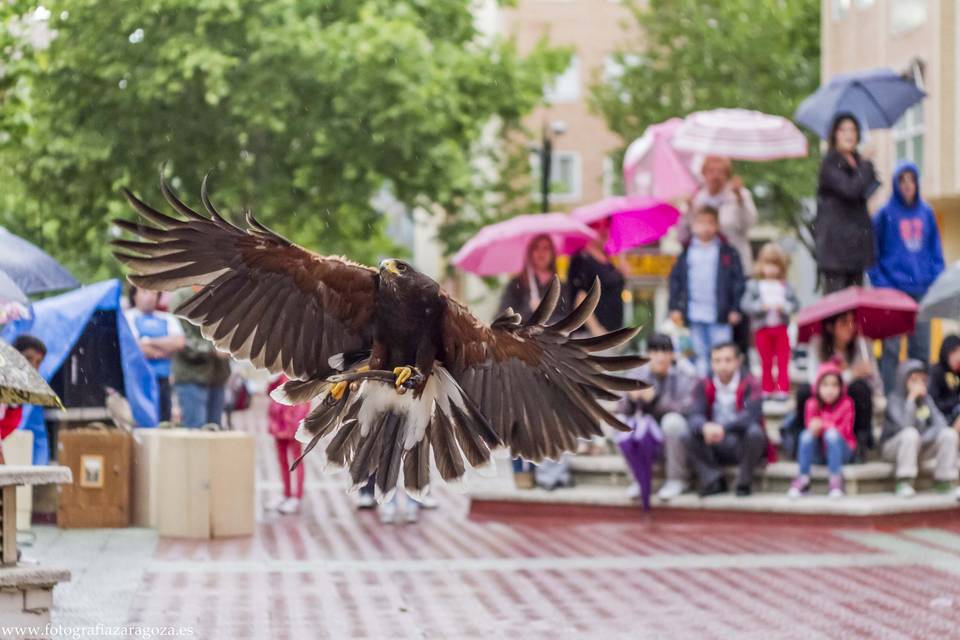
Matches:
[57,429,132,528]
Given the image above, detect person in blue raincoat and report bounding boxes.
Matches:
[868,161,945,393]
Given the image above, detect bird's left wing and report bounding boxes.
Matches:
[113,176,378,381]
[441,277,649,462]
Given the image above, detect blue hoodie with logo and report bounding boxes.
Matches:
[868,161,944,296]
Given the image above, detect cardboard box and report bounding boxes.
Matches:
[3,430,34,530]
[156,430,255,539]
[131,428,165,528]
[57,429,132,528]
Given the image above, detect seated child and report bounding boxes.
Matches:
[788,363,855,498]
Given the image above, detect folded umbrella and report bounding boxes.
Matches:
[796,287,918,343]
[918,262,960,321]
[571,196,681,254]
[672,108,808,161]
[452,213,597,276]
[616,414,663,512]
[0,227,79,294]
[623,118,698,201]
[0,339,62,407]
[794,67,926,139]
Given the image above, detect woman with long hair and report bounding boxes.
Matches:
[498,234,570,323]
[814,113,881,293]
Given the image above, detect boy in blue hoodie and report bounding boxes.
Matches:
[869,162,945,393]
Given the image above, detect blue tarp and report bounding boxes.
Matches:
[2,279,158,463]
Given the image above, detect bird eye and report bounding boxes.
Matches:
[398,263,407,272]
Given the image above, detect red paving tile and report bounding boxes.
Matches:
[123,399,960,638]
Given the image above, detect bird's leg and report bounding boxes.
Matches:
[329,381,348,401]
[392,366,424,394]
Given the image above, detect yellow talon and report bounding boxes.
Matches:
[393,366,413,387]
[329,380,348,401]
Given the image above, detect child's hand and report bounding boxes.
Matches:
[808,418,823,436]
[728,311,742,326]
[670,311,684,327]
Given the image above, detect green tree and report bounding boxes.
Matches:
[591,0,821,250]
[0,0,568,281]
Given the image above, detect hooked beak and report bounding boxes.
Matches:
[379,259,401,276]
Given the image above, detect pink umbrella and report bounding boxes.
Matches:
[571,196,681,254]
[796,287,918,343]
[623,118,698,200]
[672,108,808,161]
[452,213,597,276]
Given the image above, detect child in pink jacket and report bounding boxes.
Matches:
[268,375,311,514]
[788,362,855,499]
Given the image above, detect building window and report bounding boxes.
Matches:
[890,0,927,34]
[892,104,924,175]
[544,56,580,104]
[832,0,851,20]
[531,151,581,202]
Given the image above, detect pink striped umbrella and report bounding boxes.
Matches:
[623,118,698,201]
[452,213,597,276]
[672,108,808,161]
[571,196,681,254]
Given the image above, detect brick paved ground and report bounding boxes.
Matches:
[24,398,960,639]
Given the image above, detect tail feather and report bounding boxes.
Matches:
[375,415,406,500]
[403,439,431,499]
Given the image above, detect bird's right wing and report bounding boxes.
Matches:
[113,176,378,380]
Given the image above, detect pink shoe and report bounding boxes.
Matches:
[828,475,844,499]
[787,475,810,499]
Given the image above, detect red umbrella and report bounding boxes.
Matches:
[796,287,918,343]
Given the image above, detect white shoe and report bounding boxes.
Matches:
[356,492,376,510]
[419,494,438,510]
[378,503,396,524]
[787,486,803,499]
[656,480,687,501]
[895,482,916,498]
[404,506,419,524]
[267,496,286,511]
[278,497,301,514]
[828,488,844,499]
[626,483,641,500]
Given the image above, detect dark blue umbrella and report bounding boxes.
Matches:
[0,227,79,294]
[795,68,926,139]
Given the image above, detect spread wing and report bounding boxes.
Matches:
[113,176,377,380]
[441,277,649,462]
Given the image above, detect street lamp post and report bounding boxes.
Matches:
[535,121,566,213]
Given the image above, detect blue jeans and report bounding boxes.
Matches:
[688,321,733,378]
[175,383,226,428]
[796,429,853,476]
[880,292,930,393]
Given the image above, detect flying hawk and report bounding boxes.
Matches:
[113,176,648,500]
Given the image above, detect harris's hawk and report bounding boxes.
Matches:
[113,176,649,500]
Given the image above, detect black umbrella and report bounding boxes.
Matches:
[0,227,79,294]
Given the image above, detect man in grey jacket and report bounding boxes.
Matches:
[617,334,698,501]
[880,359,959,498]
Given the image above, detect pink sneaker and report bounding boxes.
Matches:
[828,475,844,499]
[787,475,810,499]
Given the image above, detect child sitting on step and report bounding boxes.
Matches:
[788,362,855,499]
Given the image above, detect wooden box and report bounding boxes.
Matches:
[57,429,132,528]
[156,430,255,539]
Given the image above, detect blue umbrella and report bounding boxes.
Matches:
[0,270,27,305]
[0,227,79,294]
[795,67,926,139]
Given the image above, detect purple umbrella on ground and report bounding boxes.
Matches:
[616,414,663,511]
[572,196,681,254]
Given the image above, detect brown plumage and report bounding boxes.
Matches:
[114,175,649,500]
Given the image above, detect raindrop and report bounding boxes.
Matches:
[118,78,127,89]
[34,6,51,20]
[129,28,145,44]
[60,11,69,21]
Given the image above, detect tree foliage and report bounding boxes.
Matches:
[591,0,821,246]
[0,0,568,281]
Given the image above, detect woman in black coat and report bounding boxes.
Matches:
[815,114,881,293]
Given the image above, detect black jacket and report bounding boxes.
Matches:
[929,335,960,421]
[814,149,880,273]
[668,237,745,323]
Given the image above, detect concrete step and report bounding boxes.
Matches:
[569,454,950,495]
